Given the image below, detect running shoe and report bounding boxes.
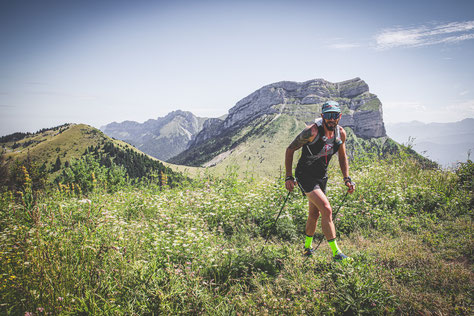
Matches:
[333,252,350,261]
[303,248,314,257]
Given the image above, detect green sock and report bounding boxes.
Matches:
[304,235,313,249]
[328,238,341,256]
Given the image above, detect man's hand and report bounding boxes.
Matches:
[344,177,355,194]
[285,176,296,192]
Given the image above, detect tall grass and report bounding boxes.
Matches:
[0,156,472,315]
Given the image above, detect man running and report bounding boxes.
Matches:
[285,100,355,261]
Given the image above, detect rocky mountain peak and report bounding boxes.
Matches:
[101,110,210,161]
[102,77,387,163]
[199,77,384,144]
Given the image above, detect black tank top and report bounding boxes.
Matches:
[296,119,342,179]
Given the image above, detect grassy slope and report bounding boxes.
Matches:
[204,104,418,178]
[2,124,123,168]
[208,113,303,178]
[1,156,471,315]
[162,161,206,178]
[1,123,202,178]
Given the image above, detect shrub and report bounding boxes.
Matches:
[55,153,126,193]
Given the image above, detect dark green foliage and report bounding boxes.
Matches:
[53,142,187,194]
[35,123,71,134]
[55,153,127,193]
[52,155,61,172]
[0,152,47,194]
[0,151,8,189]
[0,132,31,143]
[456,159,474,191]
[95,142,185,186]
[455,159,474,209]
[0,123,71,143]
[202,247,286,286]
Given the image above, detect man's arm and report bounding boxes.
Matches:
[337,127,355,193]
[286,126,315,175]
[285,125,316,191]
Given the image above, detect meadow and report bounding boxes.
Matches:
[0,154,472,315]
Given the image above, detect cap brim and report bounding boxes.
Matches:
[322,107,341,113]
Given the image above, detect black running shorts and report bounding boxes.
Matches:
[295,175,328,194]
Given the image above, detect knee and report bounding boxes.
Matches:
[320,204,333,219]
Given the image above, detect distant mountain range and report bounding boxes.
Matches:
[101,77,395,176]
[3,77,437,181]
[386,118,474,167]
[168,77,390,172]
[102,77,439,176]
[100,110,212,161]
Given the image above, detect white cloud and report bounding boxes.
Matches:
[327,43,360,50]
[375,21,474,49]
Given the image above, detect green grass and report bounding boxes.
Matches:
[2,124,105,168]
[0,156,472,315]
[1,123,202,184]
[358,98,382,111]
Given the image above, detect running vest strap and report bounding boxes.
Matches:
[296,119,342,178]
[304,119,342,159]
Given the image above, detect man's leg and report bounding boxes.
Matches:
[305,189,335,240]
[305,200,320,237]
[304,201,320,251]
[305,189,348,260]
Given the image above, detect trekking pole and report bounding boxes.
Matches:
[259,190,291,255]
[312,191,349,252]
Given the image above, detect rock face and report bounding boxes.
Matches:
[192,78,386,146]
[101,110,211,161]
[103,78,386,163]
[188,118,225,148]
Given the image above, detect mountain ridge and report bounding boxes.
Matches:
[0,123,191,188]
[100,110,212,161]
[386,118,474,166]
[100,78,387,165]
[168,77,392,175]
[192,77,386,148]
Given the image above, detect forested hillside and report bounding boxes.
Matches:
[0,124,186,194]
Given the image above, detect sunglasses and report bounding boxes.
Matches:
[323,112,340,120]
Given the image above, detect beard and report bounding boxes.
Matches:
[323,119,337,131]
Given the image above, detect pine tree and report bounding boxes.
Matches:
[53,156,61,172]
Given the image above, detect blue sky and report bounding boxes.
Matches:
[1,0,473,136]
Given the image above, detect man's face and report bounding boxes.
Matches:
[321,112,341,131]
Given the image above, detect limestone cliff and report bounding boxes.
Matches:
[102,78,387,164]
[192,78,386,147]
